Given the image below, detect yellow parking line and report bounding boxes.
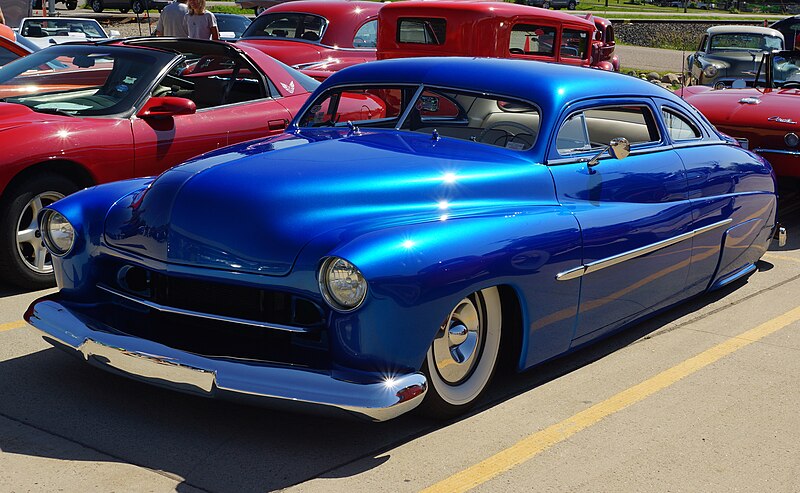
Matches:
[421,305,800,493]
[0,320,27,333]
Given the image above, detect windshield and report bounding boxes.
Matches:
[709,33,783,53]
[21,19,108,39]
[242,13,327,42]
[217,15,251,37]
[0,46,175,117]
[297,85,541,151]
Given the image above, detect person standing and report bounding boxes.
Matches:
[0,7,15,41]
[154,0,189,37]
[186,0,219,40]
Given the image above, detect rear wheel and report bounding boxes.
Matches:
[91,0,103,12]
[568,0,577,8]
[132,0,145,14]
[420,287,502,418]
[542,0,552,8]
[0,175,80,289]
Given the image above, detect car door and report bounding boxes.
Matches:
[131,51,292,178]
[546,99,693,344]
[690,33,709,81]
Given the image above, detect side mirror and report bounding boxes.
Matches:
[137,96,197,119]
[587,137,630,167]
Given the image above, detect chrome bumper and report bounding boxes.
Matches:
[25,297,427,422]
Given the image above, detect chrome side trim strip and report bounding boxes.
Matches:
[97,284,313,333]
[753,148,800,157]
[556,218,733,281]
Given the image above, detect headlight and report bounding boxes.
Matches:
[41,210,75,256]
[703,65,719,78]
[319,257,368,311]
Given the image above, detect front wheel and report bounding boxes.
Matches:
[0,175,80,289]
[132,0,145,14]
[568,0,577,8]
[91,0,103,12]
[420,287,502,418]
[542,1,552,8]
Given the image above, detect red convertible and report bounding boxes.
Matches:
[680,50,800,179]
[0,38,320,289]
[237,0,381,69]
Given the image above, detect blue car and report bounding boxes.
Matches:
[25,57,780,421]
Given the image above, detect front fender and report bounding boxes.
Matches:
[304,207,583,374]
[45,178,154,293]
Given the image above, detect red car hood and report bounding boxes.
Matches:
[0,102,65,130]
[680,86,800,129]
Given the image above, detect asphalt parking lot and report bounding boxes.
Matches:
[0,186,798,492]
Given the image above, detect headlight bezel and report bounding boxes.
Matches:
[41,209,75,257]
[318,256,368,312]
[703,64,719,78]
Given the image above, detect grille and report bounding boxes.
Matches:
[114,265,325,329]
[94,263,330,367]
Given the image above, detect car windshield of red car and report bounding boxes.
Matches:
[0,46,174,117]
[242,13,327,43]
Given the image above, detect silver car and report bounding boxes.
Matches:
[688,25,784,87]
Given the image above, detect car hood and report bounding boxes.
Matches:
[680,86,800,128]
[0,103,59,129]
[104,130,548,275]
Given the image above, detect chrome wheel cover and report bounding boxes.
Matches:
[426,287,502,407]
[15,191,64,274]
[433,296,484,384]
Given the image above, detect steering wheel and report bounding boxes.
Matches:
[477,121,534,148]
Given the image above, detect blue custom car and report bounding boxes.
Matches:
[26,58,780,421]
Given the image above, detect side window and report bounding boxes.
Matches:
[663,108,701,141]
[697,34,707,52]
[353,20,377,48]
[153,54,266,109]
[0,46,21,67]
[561,29,589,59]
[397,18,446,45]
[557,105,659,156]
[510,24,556,56]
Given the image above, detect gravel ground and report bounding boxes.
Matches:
[109,17,160,37]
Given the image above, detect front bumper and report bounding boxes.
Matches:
[25,296,427,422]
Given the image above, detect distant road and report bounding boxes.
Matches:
[615,44,690,73]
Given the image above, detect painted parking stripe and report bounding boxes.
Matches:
[0,320,26,332]
[421,305,800,493]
